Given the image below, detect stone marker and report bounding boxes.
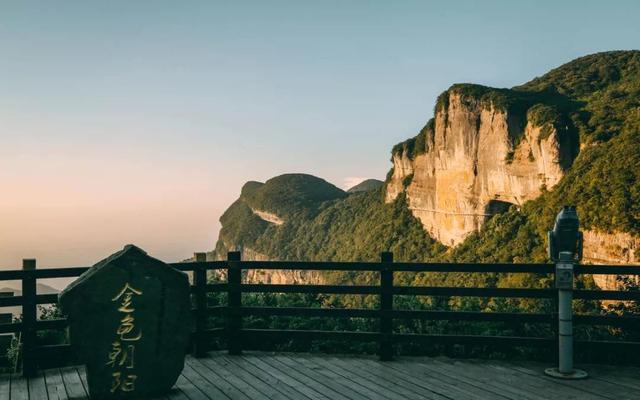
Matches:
[59,245,193,399]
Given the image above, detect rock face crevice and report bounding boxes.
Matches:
[386,90,568,246]
[251,208,284,225]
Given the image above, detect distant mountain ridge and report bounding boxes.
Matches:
[212,51,640,289]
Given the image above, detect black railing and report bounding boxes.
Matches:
[1,252,639,376]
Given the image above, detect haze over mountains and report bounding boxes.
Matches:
[210,51,640,290]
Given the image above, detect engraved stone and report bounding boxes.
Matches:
[59,245,193,399]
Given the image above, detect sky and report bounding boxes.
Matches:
[1,0,639,276]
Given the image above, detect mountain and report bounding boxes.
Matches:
[347,179,384,193]
[212,51,640,289]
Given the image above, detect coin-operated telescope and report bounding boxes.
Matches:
[548,206,583,262]
[545,206,587,380]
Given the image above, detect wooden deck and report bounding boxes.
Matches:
[2,351,639,400]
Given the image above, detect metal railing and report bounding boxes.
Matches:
[1,252,639,376]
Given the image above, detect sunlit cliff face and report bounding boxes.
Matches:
[386,91,566,246]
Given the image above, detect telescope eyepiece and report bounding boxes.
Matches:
[549,206,583,262]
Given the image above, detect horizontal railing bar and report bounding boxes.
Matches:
[0,270,25,280]
[574,314,640,327]
[392,310,553,323]
[242,328,380,341]
[36,294,59,304]
[244,330,558,348]
[574,290,640,300]
[0,296,23,307]
[2,293,61,306]
[202,327,226,338]
[0,267,89,280]
[231,261,554,273]
[391,263,554,274]
[239,284,379,294]
[394,333,554,347]
[234,261,382,271]
[36,318,68,330]
[0,322,21,334]
[241,307,379,318]
[394,286,555,298]
[0,261,228,281]
[207,283,229,292]
[33,267,89,279]
[575,340,640,350]
[575,265,640,275]
[190,283,227,294]
[207,306,227,316]
[169,261,227,272]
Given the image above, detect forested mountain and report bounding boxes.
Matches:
[213,51,640,283]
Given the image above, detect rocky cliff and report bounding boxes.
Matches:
[583,230,640,290]
[386,86,573,246]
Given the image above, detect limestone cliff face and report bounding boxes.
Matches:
[386,90,566,246]
[583,230,640,290]
[209,246,325,284]
[240,247,325,284]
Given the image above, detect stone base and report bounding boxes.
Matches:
[544,367,588,379]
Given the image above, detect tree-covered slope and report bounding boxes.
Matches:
[216,184,446,263]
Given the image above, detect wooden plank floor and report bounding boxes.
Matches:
[2,351,639,399]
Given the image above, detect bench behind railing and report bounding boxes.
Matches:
[0,253,639,376]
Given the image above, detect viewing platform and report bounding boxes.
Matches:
[2,351,639,400]
[1,246,639,399]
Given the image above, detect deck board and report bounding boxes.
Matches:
[0,373,10,400]
[203,355,291,400]
[303,354,433,400]
[220,354,315,400]
[43,369,68,400]
[1,352,638,399]
[174,373,210,400]
[242,355,331,400]
[289,355,395,400]
[9,374,28,400]
[26,372,48,400]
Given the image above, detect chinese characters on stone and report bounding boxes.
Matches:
[107,283,143,393]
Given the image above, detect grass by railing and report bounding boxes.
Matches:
[1,252,639,376]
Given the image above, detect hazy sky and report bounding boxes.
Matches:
[1,1,639,272]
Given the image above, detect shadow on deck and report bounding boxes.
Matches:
[2,351,639,400]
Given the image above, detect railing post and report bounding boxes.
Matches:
[193,252,208,357]
[227,251,242,355]
[379,252,394,361]
[551,273,560,365]
[22,259,37,377]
